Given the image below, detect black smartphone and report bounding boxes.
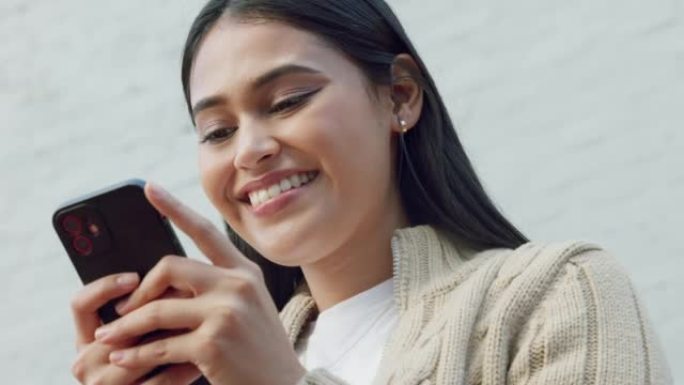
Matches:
[53,179,209,384]
[53,178,186,323]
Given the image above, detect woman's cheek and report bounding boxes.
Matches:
[198,150,235,217]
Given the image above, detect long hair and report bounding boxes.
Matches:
[181,0,528,310]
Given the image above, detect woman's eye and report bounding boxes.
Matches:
[268,89,319,115]
[199,126,237,144]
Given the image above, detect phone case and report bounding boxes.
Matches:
[53,178,185,322]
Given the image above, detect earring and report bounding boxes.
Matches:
[399,118,408,134]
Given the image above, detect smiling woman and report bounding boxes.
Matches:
[68,0,672,384]
[183,0,530,312]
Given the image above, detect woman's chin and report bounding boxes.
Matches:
[249,223,341,268]
[252,237,318,267]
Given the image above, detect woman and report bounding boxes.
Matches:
[69,0,671,384]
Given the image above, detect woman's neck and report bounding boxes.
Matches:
[300,205,408,312]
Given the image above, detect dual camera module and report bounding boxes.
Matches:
[57,207,112,257]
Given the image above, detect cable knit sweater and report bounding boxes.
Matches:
[280,225,672,385]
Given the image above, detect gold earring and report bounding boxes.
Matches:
[399,118,408,134]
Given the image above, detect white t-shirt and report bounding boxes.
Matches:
[295,278,398,385]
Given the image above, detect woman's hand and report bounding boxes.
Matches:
[70,272,198,384]
[88,182,306,385]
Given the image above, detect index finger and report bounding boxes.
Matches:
[70,273,140,349]
[144,182,243,269]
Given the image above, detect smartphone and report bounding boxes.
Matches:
[53,179,210,384]
[53,178,186,323]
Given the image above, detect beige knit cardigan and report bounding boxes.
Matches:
[280,225,672,385]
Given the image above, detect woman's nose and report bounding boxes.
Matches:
[233,123,281,170]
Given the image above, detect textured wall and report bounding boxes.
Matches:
[0,0,681,383]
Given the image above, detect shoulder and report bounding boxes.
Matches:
[494,240,644,317]
[436,237,614,296]
[404,231,672,383]
[430,237,643,341]
[473,241,673,384]
[494,240,617,289]
[407,227,620,306]
[461,239,624,293]
[465,240,636,319]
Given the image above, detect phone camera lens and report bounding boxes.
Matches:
[72,235,93,256]
[62,215,82,234]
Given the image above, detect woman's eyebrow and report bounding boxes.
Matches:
[192,95,227,120]
[191,64,322,121]
[250,64,322,91]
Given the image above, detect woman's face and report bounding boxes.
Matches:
[190,17,404,266]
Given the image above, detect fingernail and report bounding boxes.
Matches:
[109,351,125,364]
[117,273,139,288]
[115,298,129,315]
[147,182,169,201]
[94,326,110,341]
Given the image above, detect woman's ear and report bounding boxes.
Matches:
[390,54,424,134]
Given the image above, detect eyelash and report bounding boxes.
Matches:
[198,126,238,145]
[199,90,319,145]
[268,90,317,114]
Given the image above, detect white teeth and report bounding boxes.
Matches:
[290,174,302,188]
[280,178,292,191]
[267,184,281,199]
[247,172,317,207]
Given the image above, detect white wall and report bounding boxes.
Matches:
[0,0,681,383]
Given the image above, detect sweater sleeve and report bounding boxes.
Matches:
[296,368,349,385]
[509,248,672,385]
